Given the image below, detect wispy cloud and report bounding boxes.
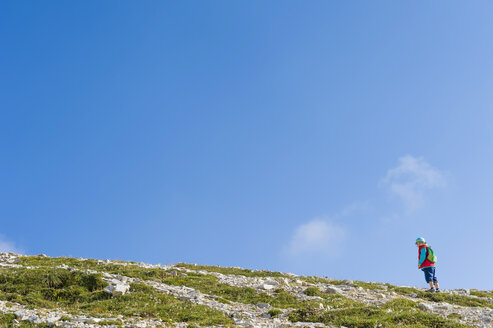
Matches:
[336,201,370,218]
[285,219,346,257]
[381,155,446,210]
[0,235,22,254]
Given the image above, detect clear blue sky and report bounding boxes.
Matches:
[1,1,492,290]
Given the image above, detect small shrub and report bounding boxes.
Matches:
[81,274,107,292]
[0,313,16,325]
[267,309,282,317]
[304,287,324,297]
[42,271,66,289]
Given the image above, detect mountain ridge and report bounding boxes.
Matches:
[0,252,491,328]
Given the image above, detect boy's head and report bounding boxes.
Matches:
[415,237,426,246]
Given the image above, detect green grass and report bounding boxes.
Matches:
[0,313,50,328]
[388,285,493,309]
[12,254,492,327]
[448,313,463,320]
[0,267,232,326]
[98,320,123,326]
[319,277,493,310]
[80,283,231,325]
[304,286,325,297]
[470,289,493,299]
[267,309,282,317]
[155,272,364,310]
[0,267,110,309]
[353,281,388,290]
[18,256,336,310]
[18,256,103,270]
[288,298,472,328]
[175,263,289,278]
[23,255,491,309]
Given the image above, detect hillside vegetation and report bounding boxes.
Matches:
[0,253,491,328]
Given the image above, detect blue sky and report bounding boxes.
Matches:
[1,1,492,290]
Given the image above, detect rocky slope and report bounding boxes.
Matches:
[0,252,492,328]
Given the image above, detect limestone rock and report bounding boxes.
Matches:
[418,302,432,312]
[104,280,130,296]
[256,302,271,309]
[325,286,341,294]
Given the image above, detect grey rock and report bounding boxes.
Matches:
[256,302,271,309]
[104,281,130,296]
[259,283,276,290]
[14,310,26,320]
[55,264,71,270]
[418,302,432,312]
[325,286,341,294]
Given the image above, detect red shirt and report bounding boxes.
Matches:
[418,244,435,269]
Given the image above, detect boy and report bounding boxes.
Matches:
[416,237,439,292]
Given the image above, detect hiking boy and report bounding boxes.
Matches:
[416,237,439,292]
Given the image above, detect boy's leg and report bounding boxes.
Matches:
[432,268,439,290]
[423,268,435,291]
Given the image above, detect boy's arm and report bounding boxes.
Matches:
[418,248,427,266]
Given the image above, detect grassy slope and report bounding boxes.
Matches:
[180,263,493,310]
[0,255,487,327]
[0,267,232,326]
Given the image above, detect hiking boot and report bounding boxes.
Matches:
[435,288,440,293]
[426,288,435,292]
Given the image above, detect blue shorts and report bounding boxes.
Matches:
[422,266,438,283]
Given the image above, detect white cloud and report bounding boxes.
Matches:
[0,235,22,254]
[382,155,446,210]
[285,219,345,257]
